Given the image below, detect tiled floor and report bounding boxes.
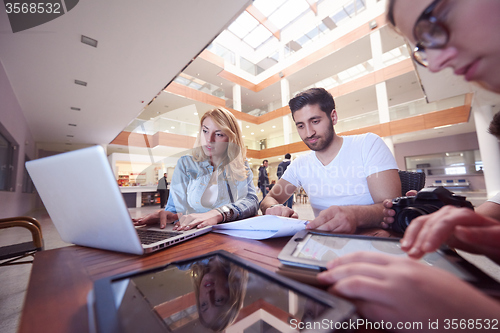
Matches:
[1,201,499,333]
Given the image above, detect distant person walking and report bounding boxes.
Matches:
[277,154,293,208]
[157,173,168,208]
[258,160,269,199]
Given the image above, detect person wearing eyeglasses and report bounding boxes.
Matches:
[387,0,500,93]
[318,1,500,330]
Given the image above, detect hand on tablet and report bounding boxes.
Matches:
[401,206,500,264]
[317,252,500,328]
[306,205,357,233]
[132,210,179,229]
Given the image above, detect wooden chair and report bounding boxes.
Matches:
[0,216,44,266]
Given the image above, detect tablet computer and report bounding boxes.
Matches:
[278,230,500,297]
[91,250,357,333]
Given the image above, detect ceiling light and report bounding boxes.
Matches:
[272,126,276,128]
[70,107,81,111]
[171,126,175,129]
[68,123,77,127]
[242,135,245,138]
[246,125,250,128]
[81,35,98,47]
[434,125,452,130]
[74,80,87,86]
[251,132,254,135]
[194,112,198,115]
[261,129,264,132]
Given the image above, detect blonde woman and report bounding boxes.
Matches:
[134,108,258,230]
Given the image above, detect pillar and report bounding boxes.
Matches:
[232,84,242,111]
[281,78,292,145]
[281,78,290,107]
[371,29,395,155]
[473,100,500,198]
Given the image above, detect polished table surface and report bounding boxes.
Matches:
[19,229,392,333]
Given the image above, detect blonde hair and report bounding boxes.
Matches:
[192,108,248,181]
[191,256,248,331]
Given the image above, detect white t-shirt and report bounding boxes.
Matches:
[488,192,500,205]
[282,133,398,217]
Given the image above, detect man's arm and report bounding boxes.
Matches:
[363,169,401,225]
[476,201,500,221]
[260,178,298,217]
[306,169,401,232]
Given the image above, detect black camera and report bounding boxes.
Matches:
[390,186,474,234]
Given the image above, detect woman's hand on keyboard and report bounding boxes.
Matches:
[133,210,179,229]
[173,210,222,231]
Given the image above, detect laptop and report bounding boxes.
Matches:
[26,145,212,255]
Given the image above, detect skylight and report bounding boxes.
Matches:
[227,11,259,39]
[253,0,287,17]
[243,25,273,48]
[268,0,309,29]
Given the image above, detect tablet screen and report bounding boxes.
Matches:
[292,234,475,282]
[106,253,354,333]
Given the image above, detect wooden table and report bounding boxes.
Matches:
[19,229,392,333]
[18,233,292,333]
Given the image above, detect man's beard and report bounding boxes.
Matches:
[304,124,334,152]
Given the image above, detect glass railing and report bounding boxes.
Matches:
[284,0,367,59]
[173,73,226,99]
[389,94,466,121]
[248,94,469,149]
[244,132,300,150]
[240,56,265,76]
[382,45,410,67]
[294,45,409,96]
[206,43,235,65]
[336,111,380,133]
[224,44,410,117]
[126,93,467,154]
[206,0,368,78]
[123,117,199,138]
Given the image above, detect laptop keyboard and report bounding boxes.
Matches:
[136,229,182,245]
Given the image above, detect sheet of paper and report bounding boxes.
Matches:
[212,215,308,240]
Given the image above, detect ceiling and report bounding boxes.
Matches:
[2,0,499,165]
[0,0,251,153]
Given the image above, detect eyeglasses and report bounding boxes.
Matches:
[412,0,450,67]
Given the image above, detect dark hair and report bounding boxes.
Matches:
[285,153,291,159]
[289,88,335,116]
[489,112,500,140]
[386,0,396,26]
[263,159,268,164]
